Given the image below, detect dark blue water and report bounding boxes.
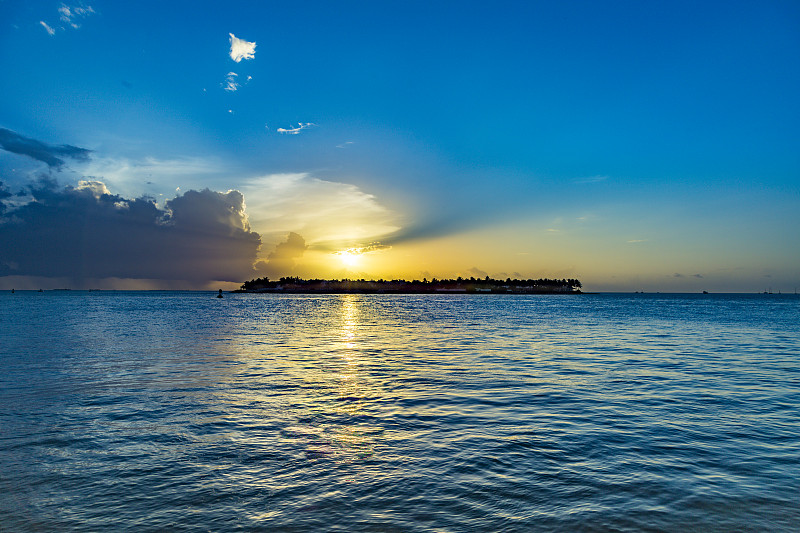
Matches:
[1,292,799,531]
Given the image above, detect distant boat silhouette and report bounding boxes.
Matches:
[217,289,224,298]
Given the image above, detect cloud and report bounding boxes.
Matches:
[277,123,316,135]
[254,232,308,278]
[241,173,400,247]
[40,3,94,34]
[693,274,703,278]
[74,154,227,199]
[627,239,647,243]
[573,175,609,184]
[39,21,55,35]
[229,33,256,62]
[0,181,11,215]
[76,179,110,197]
[59,4,94,28]
[467,267,488,278]
[673,273,684,278]
[223,72,239,92]
[0,127,91,168]
[333,242,390,259]
[0,180,261,283]
[336,141,355,149]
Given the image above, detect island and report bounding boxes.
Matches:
[235,276,582,294]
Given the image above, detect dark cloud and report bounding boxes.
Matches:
[255,232,307,278]
[0,180,261,283]
[0,128,91,169]
[693,274,703,278]
[673,273,684,278]
[0,181,10,215]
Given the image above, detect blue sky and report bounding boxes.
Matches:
[1,0,798,290]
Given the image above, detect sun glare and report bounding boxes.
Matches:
[337,250,361,268]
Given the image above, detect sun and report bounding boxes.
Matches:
[337,250,361,268]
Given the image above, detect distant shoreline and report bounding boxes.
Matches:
[233,288,583,295]
[235,276,583,295]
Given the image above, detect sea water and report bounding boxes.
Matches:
[1,291,798,531]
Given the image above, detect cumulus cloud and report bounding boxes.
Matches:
[76,179,110,197]
[0,180,261,283]
[277,123,316,135]
[254,232,308,278]
[0,127,91,169]
[229,33,256,62]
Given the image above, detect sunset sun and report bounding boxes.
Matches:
[336,250,361,268]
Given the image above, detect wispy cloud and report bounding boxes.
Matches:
[241,173,400,247]
[573,175,609,184]
[334,242,391,257]
[39,21,55,35]
[223,72,239,92]
[336,141,355,149]
[277,122,316,135]
[59,3,94,29]
[221,72,252,92]
[40,3,94,35]
[229,33,256,62]
[627,239,647,243]
[0,127,91,168]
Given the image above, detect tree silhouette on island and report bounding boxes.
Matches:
[237,276,582,294]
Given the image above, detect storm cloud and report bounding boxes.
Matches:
[0,180,261,282]
[0,128,92,169]
[254,232,308,278]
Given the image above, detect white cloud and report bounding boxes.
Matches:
[76,179,110,198]
[57,3,94,29]
[241,173,400,247]
[39,21,55,35]
[277,122,316,135]
[229,33,256,62]
[223,72,239,92]
[39,4,94,34]
[336,141,355,148]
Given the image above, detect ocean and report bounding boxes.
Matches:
[1,291,798,531]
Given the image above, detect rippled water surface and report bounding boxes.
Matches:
[1,291,799,531]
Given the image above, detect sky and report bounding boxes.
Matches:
[0,0,798,291]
